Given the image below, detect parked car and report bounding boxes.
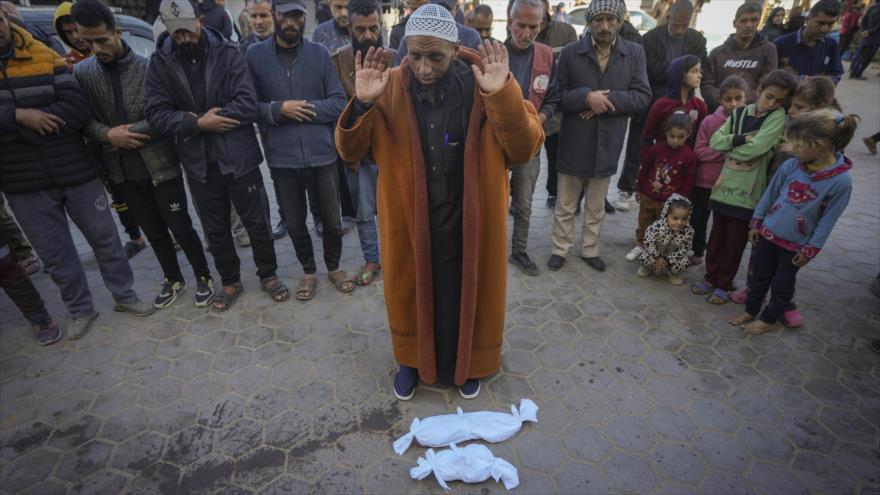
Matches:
[568,7,657,36]
[19,6,155,57]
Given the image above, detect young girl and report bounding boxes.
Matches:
[730,76,839,325]
[637,194,694,286]
[640,55,708,157]
[627,113,697,261]
[692,69,799,304]
[691,76,749,267]
[729,109,857,334]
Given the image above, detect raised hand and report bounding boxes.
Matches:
[472,39,509,94]
[355,46,390,104]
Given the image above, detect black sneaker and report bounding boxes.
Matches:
[124,239,147,259]
[510,252,539,276]
[272,220,287,240]
[604,199,615,214]
[32,318,62,346]
[548,254,565,271]
[459,379,480,399]
[393,365,418,400]
[154,279,185,309]
[582,256,606,272]
[195,277,215,308]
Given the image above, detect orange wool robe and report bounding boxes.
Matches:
[335,48,544,385]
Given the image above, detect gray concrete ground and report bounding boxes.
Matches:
[1,68,879,495]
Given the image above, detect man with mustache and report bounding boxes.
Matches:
[312,0,352,54]
[239,0,274,54]
[548,0,651,273]
[335,5,544,400]
[145,0,287,311]
[330,0,390,287]
[247,0,354,301]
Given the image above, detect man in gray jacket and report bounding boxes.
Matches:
[72,0,215,310]
[548,0,651,273]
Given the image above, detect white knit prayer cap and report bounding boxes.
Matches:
[405,4,459,43]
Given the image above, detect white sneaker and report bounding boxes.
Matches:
[614,192,633,212]
[637,266,651,277]
[625,245,644,261]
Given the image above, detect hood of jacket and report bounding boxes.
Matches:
[665,54,699,99]
[53,2,86,56]
[722,31,769,52]
[653,193,693,239]
[155,26,227,60]
[198,0,223,13]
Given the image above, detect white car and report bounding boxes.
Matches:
[567,7,657,36]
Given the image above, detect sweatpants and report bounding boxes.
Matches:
[635,194,663,245]
[271,164,343,274]
[704,211,750,291]
[344,161,380,264]
[0,233,48,324]
[510,155,540,254]
[690,186,712,257]
[187,164,277,286]
[746,237,801,323]
[114,176,211,283]
[106,180,142,242]
[6,178,139,317]
[552,173,611,258]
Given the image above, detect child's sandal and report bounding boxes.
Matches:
[707,288,730,305]
[691,280,714,295]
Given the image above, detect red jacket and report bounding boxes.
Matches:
[840,10,862,35]
[640,95,707,159]
[637,142,697,202]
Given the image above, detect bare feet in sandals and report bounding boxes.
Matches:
[329,270,355,293]
[728,312,754,326]
[261,276,290,302]
[296,274,317,301]
[742,320,777,335]
[213,283,243,311]
[355,263,381,286]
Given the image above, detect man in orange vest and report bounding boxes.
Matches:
[505,0,558,276]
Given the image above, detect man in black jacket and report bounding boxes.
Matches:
[145,0,286,311]
[0,11,154,340]
[72,0,216,310]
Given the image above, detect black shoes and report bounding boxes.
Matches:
[582,256,606,272]
[547,254,565,271]
[510,252,539,276]
[604,199,615,214]
[272,220,287,240]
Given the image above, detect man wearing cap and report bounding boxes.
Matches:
[505,0,559,277]
[145,0,287,311]
[247,0,354,300]
[549,0,651,273]
[395,0,482,64]
[336,5,544,400]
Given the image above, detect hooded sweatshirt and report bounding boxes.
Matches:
[693,105,728,188]
[750,154,852,260]
[638,193,695,275]
[53,2,87,67]
[640,55,707,157]
[701,33,778,110]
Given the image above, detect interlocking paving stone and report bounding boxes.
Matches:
[1,76,878,494]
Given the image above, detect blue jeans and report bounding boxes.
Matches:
[344,161,380,264]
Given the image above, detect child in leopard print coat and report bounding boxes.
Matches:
[638,194,694,285]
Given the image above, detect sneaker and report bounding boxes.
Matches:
[546,196,556,208]
[32,318,63,346]
[782,308,805,328]
[124,239,147,259]
[67,312,98,340]
[315,221,324,238]
[863,136,878,155]
[637,266,651,277]
[154,279,185,309]
[342,217,356,235]
[237,234,251,247]
[604,199,615,214]
[730,289,748,304]
[625,246,643,261]
[195,277,215,307]
[547,254,565,271]
[688,255,704,267]
[509,252,539,276]
[668,273,684,285]
[393,365,418,400]
[614,192,632,212]
[459,379,481,399]
[114,300,156,317]
[272,220,287,240]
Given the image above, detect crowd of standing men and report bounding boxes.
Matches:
[0,0,876,397]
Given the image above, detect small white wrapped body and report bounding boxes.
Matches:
[410,443,520,491]
[393,399,538,455]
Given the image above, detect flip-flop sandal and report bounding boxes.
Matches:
[707,288,730,305]
[329,270,355,293]
[296,276,317,301]
[691,280,714,295]
[261,276,290,302]
[212,283,243,312]
[742,320,780,335]
[354,266,381,286]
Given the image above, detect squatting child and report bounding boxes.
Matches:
[637,194,695,286]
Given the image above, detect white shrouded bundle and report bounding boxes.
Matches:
[410,443,520,492]
[393,399,539,455]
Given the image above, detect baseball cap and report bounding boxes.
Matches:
[273,0,308,15]
[428,0,456,12]
[159,0,199,33]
